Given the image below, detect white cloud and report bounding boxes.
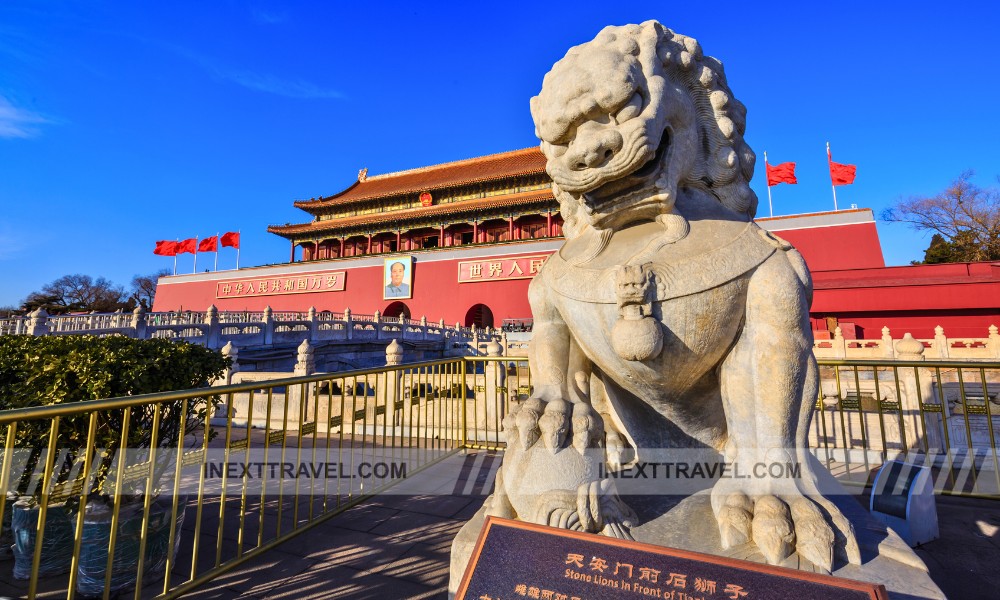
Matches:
[0,224,28,259]
[217,68,345,100]
[250,8,287,24]
[0,95,50,138]
[166,44,344,100]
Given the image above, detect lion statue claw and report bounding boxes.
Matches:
[485,20,860,572]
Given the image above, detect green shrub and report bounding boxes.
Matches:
[0,335,229,496]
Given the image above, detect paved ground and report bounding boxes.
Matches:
[3,451,998,599]
[176,452,1000,600]
[176,453,489,600]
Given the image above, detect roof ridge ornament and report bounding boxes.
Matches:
[358,168,368,182]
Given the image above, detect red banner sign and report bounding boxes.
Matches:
[216,270,346,298]
[458,254,551,283]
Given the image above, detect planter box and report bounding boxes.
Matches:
[76,496,186,597]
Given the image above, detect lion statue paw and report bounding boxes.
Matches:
[710,454,861,574]
[486,398,636,539]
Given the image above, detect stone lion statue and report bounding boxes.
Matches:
[483,21,862,574]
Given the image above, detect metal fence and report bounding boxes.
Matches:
[0,356,996,598]
[0,358,501,599]
[811,358,1000,497]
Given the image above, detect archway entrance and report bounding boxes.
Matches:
[383,301,411,320]
[464,304,494,328]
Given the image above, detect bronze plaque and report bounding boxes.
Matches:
[456,517,887,600]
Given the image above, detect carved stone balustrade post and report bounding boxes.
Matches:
[262,306,274,345]
[989,325,1000,359]
[131,305,147,339]
[307,306,318,341]
[377,339,405,430]
[479,341,506,441]
[287,339,316,414]
[895,332,925,362]
[27,308,49,337]
[204,305,221,349]
[344,307,353,340]
[832,326,846,358]
[373,309,382,339]
[294,339,315,376]
[218,341,240,385]
[894,333,939,451]
[386,339,404,366]
[934,326,949,359]
[881,326,894,359]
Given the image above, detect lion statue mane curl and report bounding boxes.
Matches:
[531,21,757,255]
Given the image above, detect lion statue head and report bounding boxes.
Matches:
[530,21,757,242]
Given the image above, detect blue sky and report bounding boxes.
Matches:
[1,1,998,308]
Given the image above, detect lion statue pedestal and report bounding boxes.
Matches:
[450,21,944,599]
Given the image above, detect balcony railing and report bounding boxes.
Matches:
[2,306,496,352]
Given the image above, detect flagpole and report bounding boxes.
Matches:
[763,151,774,217]
[214,232,219,272]
[193,237,199,274]
[173,238,178,276]
[827,142,839,212]
[236,229,241,269]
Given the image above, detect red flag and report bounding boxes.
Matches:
[220,231,240,249]
[153,240,178,256]
[765,162,797,186]
[198,236,218,252]
[176,238,197,254]
[827,147,856,186]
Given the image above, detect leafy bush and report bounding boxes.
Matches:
[0,335,229,496]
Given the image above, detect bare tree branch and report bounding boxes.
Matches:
[20,274,129,313]
[130,269,170,309]
[881,171,1000,263]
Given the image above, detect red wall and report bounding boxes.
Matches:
[153,217,1000,339]
[810,262,1000,338]
[152,247,553,326]
[773,222,885,271]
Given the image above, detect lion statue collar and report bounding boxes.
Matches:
[545,221,787,305]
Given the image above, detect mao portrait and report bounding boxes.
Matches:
[383,257,413,300]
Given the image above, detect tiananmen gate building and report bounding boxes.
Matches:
[151,147,1000,339]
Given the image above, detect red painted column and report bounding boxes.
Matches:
[340,238,345,257]
[508,217,514,241]
[473,221,479,244]
[546,212,553,237]
[367,235,372,255]
[439,224,445,244]
[396,230,401,248]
